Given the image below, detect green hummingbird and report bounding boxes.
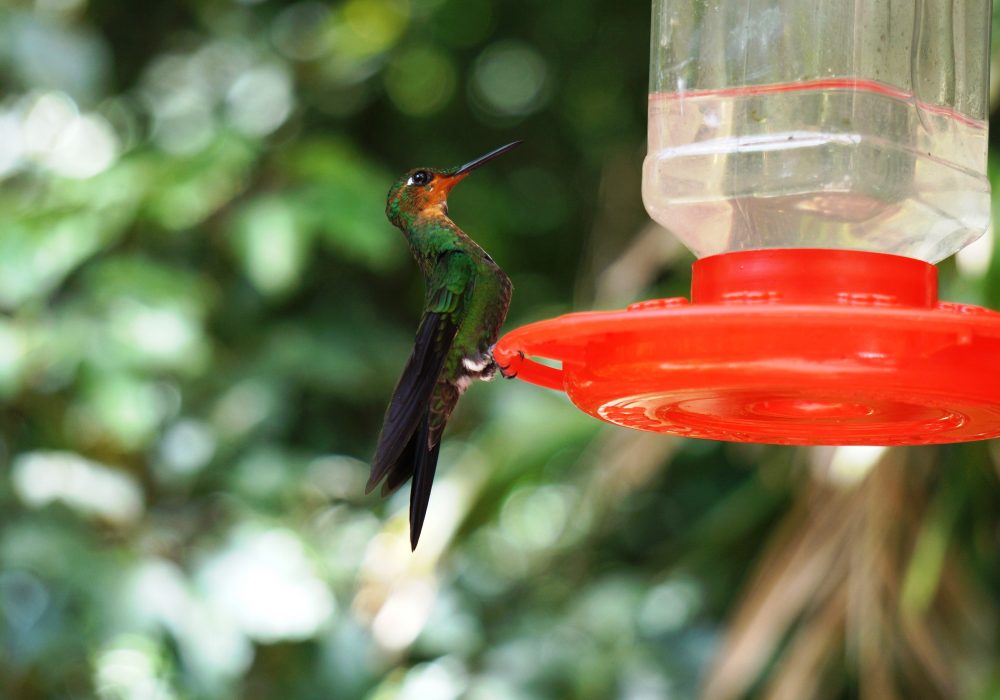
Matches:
[368,141,521,550]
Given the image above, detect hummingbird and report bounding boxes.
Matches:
[367,141,521,550]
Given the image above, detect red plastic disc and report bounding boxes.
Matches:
[494,249,1000,445]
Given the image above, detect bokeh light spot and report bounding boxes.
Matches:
[150,94,215,155]
[212,379,278,439]
[637,577,702,636]
[385,46,456,117]
[108,300,202,369]
[17,91,120,178]
[126,559,253,684]
[272,3,332,61]
[400,657,468,700]
[371,579,436,651]
[233,198,308,296]
[825,445,887,485]
[499,484,574,550]
[226,64,293,136]
[471,42,549,118]
[22,92,77,154]
[337,0,410,59]
[197,528,335,643]
[44,112,119,178]
[158,419,217,477]
[94,635,176,700]
[12,451,144,524]
[76,375,168,450]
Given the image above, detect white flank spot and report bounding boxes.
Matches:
[461,356,488,373]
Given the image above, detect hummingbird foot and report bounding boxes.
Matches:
[492,348,523,379]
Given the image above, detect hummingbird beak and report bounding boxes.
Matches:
[450,141,522,181]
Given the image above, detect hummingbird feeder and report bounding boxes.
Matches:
[494,0,1000,445]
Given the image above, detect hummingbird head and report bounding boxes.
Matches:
[386,141,522,227]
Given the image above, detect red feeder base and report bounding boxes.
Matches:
[493,249,1000,445]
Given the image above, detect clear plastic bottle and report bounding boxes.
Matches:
[642,0,991,262]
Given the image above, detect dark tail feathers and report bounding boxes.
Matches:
[368,412,442,550]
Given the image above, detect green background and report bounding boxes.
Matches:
[0,1,997,698]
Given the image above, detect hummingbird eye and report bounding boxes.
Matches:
[408,170,432,186]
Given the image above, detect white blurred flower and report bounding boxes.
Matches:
[12,451,143,524]
[22,92,78,153]
[109,300,202,365]
[141,41,293,151]
[21,92,119,178]
[94,635,177,700]
[127,559,253,686]
[43,112,119,178]
[197,528,335,643]
[400,657,468,700]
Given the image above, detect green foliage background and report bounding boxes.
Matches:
[0,1,997,699]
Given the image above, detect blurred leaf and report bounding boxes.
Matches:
[283,138,402,270]
[231,196,311,297]
[0,1,997,699]
[0,210,127,309]
[143,133,258,231]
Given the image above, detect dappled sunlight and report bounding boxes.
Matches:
[196,528,336,643]
[499,483,575,550]
[0,92,118,179]
[94,636,178,700]
[1,0,997,698]
[107,300,204,368]
[127,559,253,685]
[354,448,488,653]
[370,578,437,652]
[12,451,143,524]
[397,656,469,700]
[142,39,290,154]
[819,445,888,486]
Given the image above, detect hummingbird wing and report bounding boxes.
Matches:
[367,307,457,493]
[367,253,475,533]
